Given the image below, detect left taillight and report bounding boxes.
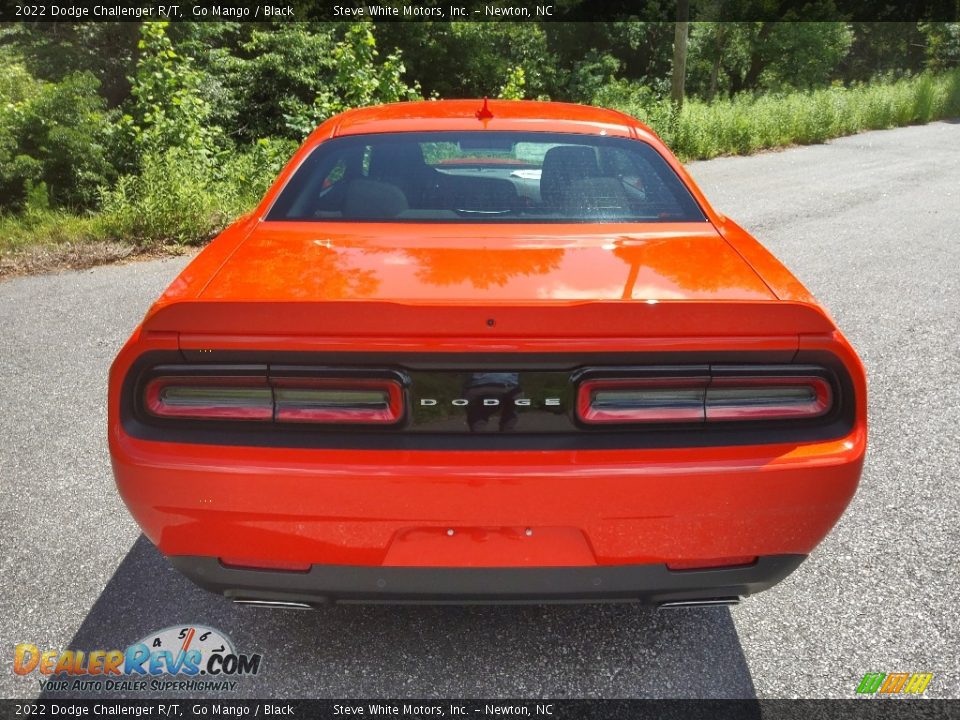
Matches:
[273,378,403,425]
[143,374,404,425]
[144,376,273,421]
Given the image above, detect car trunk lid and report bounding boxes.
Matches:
[196,221,776,304]
[143,222,835,339]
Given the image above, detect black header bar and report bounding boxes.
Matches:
[2,0,958,23]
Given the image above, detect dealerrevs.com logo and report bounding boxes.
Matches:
[14,625,261,693]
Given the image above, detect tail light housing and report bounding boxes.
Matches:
[577,368,834,426]
[143,371,404,426]
[144,376,273,421]
[577,377,707,424]
[273,378,403,424]
[705,376,832,421]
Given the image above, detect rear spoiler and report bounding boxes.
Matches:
[143,299,836,351]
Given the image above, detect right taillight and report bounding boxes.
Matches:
[705,376,832,421]
[577,378,707,424]
[577,371,833,425]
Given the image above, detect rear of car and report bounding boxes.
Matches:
[109,101,865,607]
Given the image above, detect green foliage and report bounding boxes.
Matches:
[100,149,236,245]
[686,22,854,99]
[922,23,960,72]
[213,23,341,142]
[94,135,298,246]
[0,62,116,211]
[376,22,552,99]
[601,69,960,161]
[126,21,219,157]
[498,66,527,100]
[283,24,422,138]
[564,50,623,103]
[0,209,106,253]
[224,137,302,204]
[23,180,50,213]
[3,19,960,268]
[4,23,142,106]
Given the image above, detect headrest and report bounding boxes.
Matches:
[368,143,427,178]
[343,179,409,218]
[539,145,600,207]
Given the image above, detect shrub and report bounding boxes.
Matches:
[0,65,117,211]
[99,150,234,245]
[96,136,298,246]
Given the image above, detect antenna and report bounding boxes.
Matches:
[476,97,494,121]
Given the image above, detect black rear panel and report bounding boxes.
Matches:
[120,350,855,450]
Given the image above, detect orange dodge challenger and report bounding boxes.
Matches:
[109,100,866,608]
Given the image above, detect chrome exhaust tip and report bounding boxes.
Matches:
[232,598,313,610]
[657,597,740,610]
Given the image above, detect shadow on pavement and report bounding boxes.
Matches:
[43,536,758,700]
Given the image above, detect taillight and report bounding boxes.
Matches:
[273,378,403,424]
[705,376,832,421]
[143,374,404,425]
[577,372,833,425]
[577,378,707,424]
[144,377,273,421]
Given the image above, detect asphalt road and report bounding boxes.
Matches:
[1,122,958,700]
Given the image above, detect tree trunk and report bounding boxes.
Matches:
[707,24,725,101]
[741,22,774,94]
[671,0,690,109]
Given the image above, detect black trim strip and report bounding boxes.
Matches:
[169,554,807,605]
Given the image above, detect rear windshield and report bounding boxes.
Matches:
[266,131,706,223]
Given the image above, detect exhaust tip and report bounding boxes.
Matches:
[232,598,314,610]
[657,597,740,610]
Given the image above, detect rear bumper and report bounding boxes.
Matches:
[171,554,807,605]
[112,430,863,567]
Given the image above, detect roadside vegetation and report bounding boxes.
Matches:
[1,20,958,278]
[602,69,960,159]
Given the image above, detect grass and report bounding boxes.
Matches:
[0,144,280,278]
[0,210,192,278]
[599,69,960,161]
[2,70,959,278]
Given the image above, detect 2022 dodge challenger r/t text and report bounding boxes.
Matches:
[108,100,866,608]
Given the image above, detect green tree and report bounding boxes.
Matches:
[687,22,853,97]
[210,23,341,142]
[284,23,421,138]
[0,60,116,211]
[126,21,219,157]
[2,23,142,107]
[498,66,527,100]
[377,22,552,99]
[922,22,960,72]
